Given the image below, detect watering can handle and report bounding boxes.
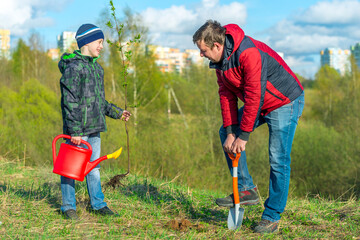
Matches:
[52,134,93,165]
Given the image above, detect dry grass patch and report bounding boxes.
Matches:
[0,156,359,239]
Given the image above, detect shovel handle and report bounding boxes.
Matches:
[228,152,241,205]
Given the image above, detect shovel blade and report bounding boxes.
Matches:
[227,204,245,230]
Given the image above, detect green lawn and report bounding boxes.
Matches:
[0,157,359,239]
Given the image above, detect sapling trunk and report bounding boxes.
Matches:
[104,0,140,188]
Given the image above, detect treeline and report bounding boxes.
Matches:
[0,10,359,200]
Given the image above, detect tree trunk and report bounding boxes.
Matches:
[170,87,188,129]
[168,88,171,120]
[133,68,138,135]
[111,73,116,98]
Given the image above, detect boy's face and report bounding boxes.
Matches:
[86,39,104,58]
[196,40,224,63]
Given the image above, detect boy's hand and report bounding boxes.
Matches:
[121,110,131,122]
[71,136,82,145]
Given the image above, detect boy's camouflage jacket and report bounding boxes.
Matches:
[59,50,123,137]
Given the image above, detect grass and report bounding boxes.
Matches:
[0,156,359,239]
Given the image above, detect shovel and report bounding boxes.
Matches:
[227,152,245,230]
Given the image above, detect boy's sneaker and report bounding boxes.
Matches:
[92,206,119,216]
[254,219,279,233]
[63,209,79,220]
[215,187,259,207]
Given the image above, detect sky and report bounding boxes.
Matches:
[1,0,360,78]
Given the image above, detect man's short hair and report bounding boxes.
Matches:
[193,20,226,49]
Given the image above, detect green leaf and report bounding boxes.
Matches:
[106,21,113,28]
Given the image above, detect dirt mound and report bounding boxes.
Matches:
[167,218,205,232]
[104,173,128,188]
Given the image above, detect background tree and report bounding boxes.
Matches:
[313,65,343,126]
[0,4,359,199]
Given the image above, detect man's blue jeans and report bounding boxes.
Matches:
[219,92,304,222]
[60,133,107,212]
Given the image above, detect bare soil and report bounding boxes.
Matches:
[166,218,205,232]
[104,173,128,188]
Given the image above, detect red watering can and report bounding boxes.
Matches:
[52,134,122,181]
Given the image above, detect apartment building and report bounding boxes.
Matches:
[57,31,77,53]
[320,47,350,75]
[147,45,205,73]
[47,48,60,60]
[0,29,11,59]
[350,43,360,69]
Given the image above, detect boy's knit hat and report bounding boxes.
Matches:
[75,24,104,49]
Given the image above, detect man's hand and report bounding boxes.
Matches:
[121,110,131,122]
[71,136,82,145]
[223,134,236,153]
[231,137,247,153]
[223,134,248,154]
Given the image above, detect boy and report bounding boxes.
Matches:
[59,23,131,220]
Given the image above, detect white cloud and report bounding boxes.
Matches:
[262,0,360,77]
[274,34,350,54]
[195,1,247,27]
[266,1,360,53]
[297,0,360,24]
[267,20,353,55]
[0,0,71,36]
[141,0,246,49]
[140,0,360,77]
[142,6,197,34]
[202,0,218,8]
[284,55,319,78]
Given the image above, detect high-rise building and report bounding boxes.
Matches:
[184,49,205,66]
[57,31,76,52]
[147,45,187,73]
[350,43,360,69]
[146,45,206,73]
[320,48,350,75]
[47,48,60,60]
[0,29,11,59]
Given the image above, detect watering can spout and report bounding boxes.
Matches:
[84,147,123,176]
[107,147,123,159]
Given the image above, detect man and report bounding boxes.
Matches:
[193,20,304,233]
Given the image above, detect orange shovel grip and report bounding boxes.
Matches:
[228,152,241,167]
